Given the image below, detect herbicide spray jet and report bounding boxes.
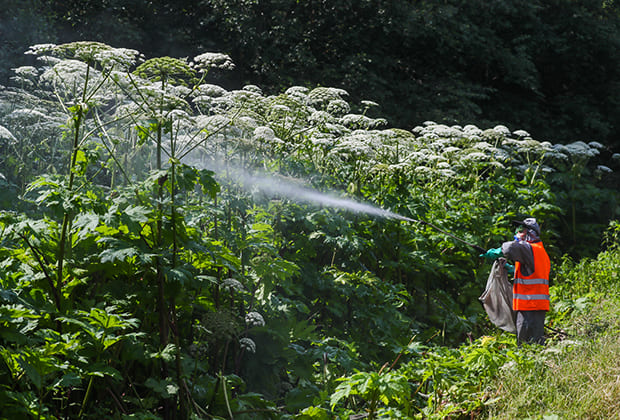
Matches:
[193,160,485,253]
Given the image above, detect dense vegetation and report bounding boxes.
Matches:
[0,41,618,419]
[4,1,620,152]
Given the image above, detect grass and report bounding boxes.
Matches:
[487,333,620,419]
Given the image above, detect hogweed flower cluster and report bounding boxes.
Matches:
[245,311,266,327]
[193,52,235,72]
[220,278,245,292]
[3,41,615,198]
[239,337,257,353]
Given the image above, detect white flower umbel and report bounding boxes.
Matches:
[239,337,256,353]
[269,104,291,118]
[12,66,38,78]
[473,141,495,151]
[36,55,62,67]
[442,146,462,155]
[25,43,57,56]
[40,59,93,93]
[193,52,235,71]
[195,84,228,98]
[220,278,245,292]
[253,126,276,142]
[309,110,335,124]
[195,115,231,132]
[564,141,599,158]
[93,47,141,70]
[210,96,236,112]
[361,100,379,109]
[463,124,481,132]
[235,116,259,132]
[439,168,457,178]
[230,89,263,102]
[340,114,372,129]
[7,108,50,121]
[331,132,375,158]
[412,125,425,135]
[430,124,462,138]
[285,86,309,95]
[414,166,433,175]
[327,99,350,116]
[284,86,310,103]
[0,125,17,144]
[242,85,262,94]
[308,87,349,107]
[493,125,511,136]
[512,129,531,138]
[245,311,265,327]
[462,152,489,162]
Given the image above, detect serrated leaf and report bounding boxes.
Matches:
[53,372,82,388]
[149,343,177,362]
[123,205,151,224]
[330,383,352,409]
[86,363,122,380]
[99,238,139,263]
[144,377,179,397]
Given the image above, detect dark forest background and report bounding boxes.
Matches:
[3,0,620,154]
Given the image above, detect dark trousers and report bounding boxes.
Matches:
[516,310,546,345]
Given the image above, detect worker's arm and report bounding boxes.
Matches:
[479,247,515,275]
[479,247,502,260]
[501,240,535,276]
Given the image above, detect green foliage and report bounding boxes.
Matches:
[0,41,618,419]
[321,334,529,419]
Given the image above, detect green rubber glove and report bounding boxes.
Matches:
[505,263,515,276]
[479,247,503,261]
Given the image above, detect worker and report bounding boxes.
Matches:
[480,218,551,345]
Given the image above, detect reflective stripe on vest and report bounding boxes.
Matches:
[514,278,549,286]
[513,242,550,311]
[513,293,550,301]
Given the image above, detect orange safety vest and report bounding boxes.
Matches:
[513,242,550,311]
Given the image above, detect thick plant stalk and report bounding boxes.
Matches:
[153,121,173,420]
[155,123,169,348]
[170,154,188,416]
[56,104,84,314]
[78,376,95,418]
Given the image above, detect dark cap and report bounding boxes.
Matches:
[512,217,541,235]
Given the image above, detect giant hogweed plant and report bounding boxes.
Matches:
[0,41,617,419]
[0,43,246,419]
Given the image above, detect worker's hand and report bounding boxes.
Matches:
[479,247,502,260]
[504,263,515,276]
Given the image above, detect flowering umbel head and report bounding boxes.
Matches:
[27,42,141,70]
[193,52,235,73]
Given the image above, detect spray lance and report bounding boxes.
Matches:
[392,215,486,254]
